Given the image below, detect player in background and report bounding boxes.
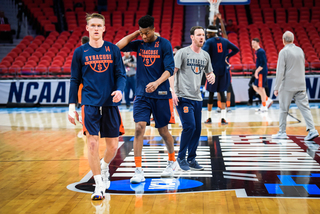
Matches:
[170,26,215,171]
[211,13,237,114]
[116,15,177,183]
[251,38,273,112]
[77,36,90,137]
[68,13,126,200]
[202,19,239,125]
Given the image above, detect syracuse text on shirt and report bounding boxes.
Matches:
[84,54,113,72]
[139,49,160,67]
[187,58,207,74]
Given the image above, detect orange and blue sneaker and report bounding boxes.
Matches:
[91,185,105,200]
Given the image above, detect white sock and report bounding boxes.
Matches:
[101,158,109,169]
[208,110,211,118]
[94,175,103,187]
[221,109,226,119]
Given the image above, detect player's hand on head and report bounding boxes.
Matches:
[145,81,159,93]
[112,90,122,103]
[68,104,79,125]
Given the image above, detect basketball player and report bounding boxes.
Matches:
[202,25,239,125]
[251,38,273,112]
[68,13,126,200]
[207,13,236,116]
[170,26,215,171]
[116,15,177,183]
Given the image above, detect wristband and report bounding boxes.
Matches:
[69,103,76,119]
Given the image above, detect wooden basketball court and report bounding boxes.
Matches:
[0,104,320,214]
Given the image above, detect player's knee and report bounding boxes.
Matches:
[220,92,226,102]
[135,123,146,136]
[108,143,118,154]
[182,122,196,133]
[88,140,99,153]
[158,126,169,137]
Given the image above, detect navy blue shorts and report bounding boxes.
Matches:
[133,96,175,128]
[253,72,267,88]
[82,105,122,138]
[206,72,230,93]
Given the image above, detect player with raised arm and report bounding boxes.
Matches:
[203,22,239,125]
[68,13,126,200]
[116,15,177,183]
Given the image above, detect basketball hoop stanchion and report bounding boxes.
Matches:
[208,0,222,25]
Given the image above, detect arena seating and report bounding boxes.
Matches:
[0,0,184,79]
[1,0,319,79]
[21,0,58,35]
[223,0,320,75]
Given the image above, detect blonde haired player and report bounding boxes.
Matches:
[68,13,126,200]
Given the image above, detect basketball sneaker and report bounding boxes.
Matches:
[101,166,110,189]
[272,132,288,139]
[216,107,221,113]
[204,118,212,124]
[221,118,228,125]
[91,184,106,200]
[227,108,232,113]
[304,129,319,141]
[130,167,145,184]
[177,158,190,171]
[255,105,268,113]
[161,161,178,177]
[266,98,273,109]
[188,159,204,171]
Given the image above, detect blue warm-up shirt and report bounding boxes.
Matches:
[69,41,126,106]
[202,36,239,76]
[121,37,174,99]
[255,48,268,75]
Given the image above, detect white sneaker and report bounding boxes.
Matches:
[266,98,273,109]
[130,167,145,184]
[101,167,110,189]
[91,185,105,200]
[161,161,178,177]
[304,129,319,141]
[256,105,268,113]
[272,132,288,139]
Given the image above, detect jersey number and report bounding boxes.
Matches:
[217,43,223,53]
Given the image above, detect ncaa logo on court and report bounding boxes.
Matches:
[67,135,320,198]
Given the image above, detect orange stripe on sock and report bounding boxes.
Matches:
[168,152,176,162]
[135,156,142,168]
[226,101,231,107]
[217,101,221,108]
[262,101,266,107]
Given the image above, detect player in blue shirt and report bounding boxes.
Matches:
[116,15,177,183]
[202,25,239,125]
[251,38,273,112]
[68,13,126,200]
